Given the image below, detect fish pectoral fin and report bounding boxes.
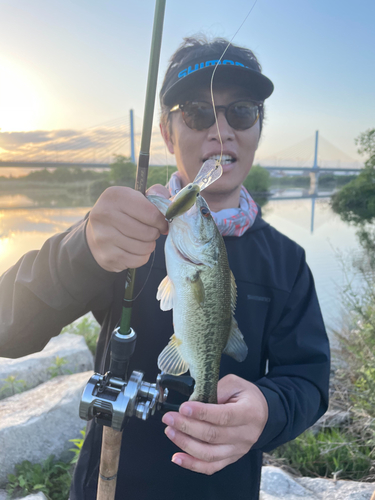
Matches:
[188,272,205,307]
[157,334,189,375]
[156,275,175,311]
[223,317,248,362]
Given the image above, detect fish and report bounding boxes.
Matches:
[148,193,248,404]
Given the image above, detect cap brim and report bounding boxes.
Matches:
[162,65,274,106]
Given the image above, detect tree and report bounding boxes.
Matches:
[109,155,136,187]
[355,128,375,161]
[243,165,270,194]
[331,129,375,224]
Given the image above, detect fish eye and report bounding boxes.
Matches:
[200,207,210,217]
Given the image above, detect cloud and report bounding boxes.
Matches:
[0,131,53,149]
[0,124,174,165]
[0,126,132,162]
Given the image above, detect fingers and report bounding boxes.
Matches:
[162,408,252,476]
[164,425,236,462]
[100,210,161,243]
[86,186,169,272]
[103,186,169,234]
[161,375,270,476]
[146,184,171,199]
[178,400,249,428]
[170,453,236,476]
[162,411,244,445]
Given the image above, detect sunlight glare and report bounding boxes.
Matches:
[0,58,46,132]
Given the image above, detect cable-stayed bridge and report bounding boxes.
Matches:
[0,113,363,173]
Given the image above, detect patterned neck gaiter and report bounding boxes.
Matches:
[167,171,258,237]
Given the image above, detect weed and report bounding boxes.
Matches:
[6,455,72,500]
[62,315,99,355]
[0,375,26,397]
[48,356,70,378]
[273,428,373,481]
[69,428,86,464]
[6,429,86,499]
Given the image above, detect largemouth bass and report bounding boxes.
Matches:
[148,193,248,403]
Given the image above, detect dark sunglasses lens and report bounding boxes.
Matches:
[227,101,259,130]
[182,102,214,131]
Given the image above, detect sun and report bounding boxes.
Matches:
[0,57,46,132]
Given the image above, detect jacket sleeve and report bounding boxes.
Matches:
[0,217,118,359]
[252,254,330,452]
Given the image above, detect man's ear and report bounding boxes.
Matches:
[160,122,174,154]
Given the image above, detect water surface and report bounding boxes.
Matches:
[0,192,360,344]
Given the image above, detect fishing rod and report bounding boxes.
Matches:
[79,2,194,499]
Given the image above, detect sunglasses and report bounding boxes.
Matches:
[169,99,262,131]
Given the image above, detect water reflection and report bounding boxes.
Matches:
[0,189,361,342]
[0,208,89,274]
[254,188,337,234]
[0,187,93,209]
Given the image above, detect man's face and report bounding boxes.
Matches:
[161,84,260,200]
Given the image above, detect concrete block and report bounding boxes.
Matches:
[0,370,93,486]
[0,333,94,399]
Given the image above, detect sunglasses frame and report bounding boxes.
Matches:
[169,99,263,131]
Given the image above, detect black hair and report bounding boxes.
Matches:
[159,35,265,135]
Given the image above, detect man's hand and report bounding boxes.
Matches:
[86,185,169,272]
[162,374,269,475]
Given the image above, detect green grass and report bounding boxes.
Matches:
[7,455,72,500]
[273,428,373,481]
[61,314,100,355]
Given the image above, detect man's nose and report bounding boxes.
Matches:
[207,109,235,142]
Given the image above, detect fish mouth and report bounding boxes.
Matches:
[203,153,237,166]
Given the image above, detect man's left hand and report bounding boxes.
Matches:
[161,374,269,475]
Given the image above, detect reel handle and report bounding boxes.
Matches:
[159,374,195,397]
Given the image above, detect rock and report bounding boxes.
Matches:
[260,466,317,499]
[0,489,47,499]
[296,476,375,499]
[0,370,93,486]
[260,466,375,499]
[0,333,94,399]
[22,494,48,500]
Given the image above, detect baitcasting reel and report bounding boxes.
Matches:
[79,327,195,431]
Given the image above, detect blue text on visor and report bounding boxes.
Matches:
[178,60,250,79]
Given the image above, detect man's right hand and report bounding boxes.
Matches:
[86,185,169,273]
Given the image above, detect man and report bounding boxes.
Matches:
[0,37,330,500]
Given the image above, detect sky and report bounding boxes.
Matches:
[0,0,374,167]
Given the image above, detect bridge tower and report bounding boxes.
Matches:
[130,109,136,164]
[309,130,320,194]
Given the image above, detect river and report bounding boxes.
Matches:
[0,189,361,346]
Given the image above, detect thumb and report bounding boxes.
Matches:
[146,184,171,199]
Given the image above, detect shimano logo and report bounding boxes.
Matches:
[178,60,248,79]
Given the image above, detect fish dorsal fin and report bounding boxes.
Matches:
[156,275,175,311]
[230,271,237,314]
[158,334,189,375]
[223,317,248,362]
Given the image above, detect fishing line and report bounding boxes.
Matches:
[120,4,258,307]
[210,0,258,166]
[101,249,156,373]
[123,248,156,303]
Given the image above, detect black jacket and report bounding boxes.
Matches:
[0,210,330,500]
